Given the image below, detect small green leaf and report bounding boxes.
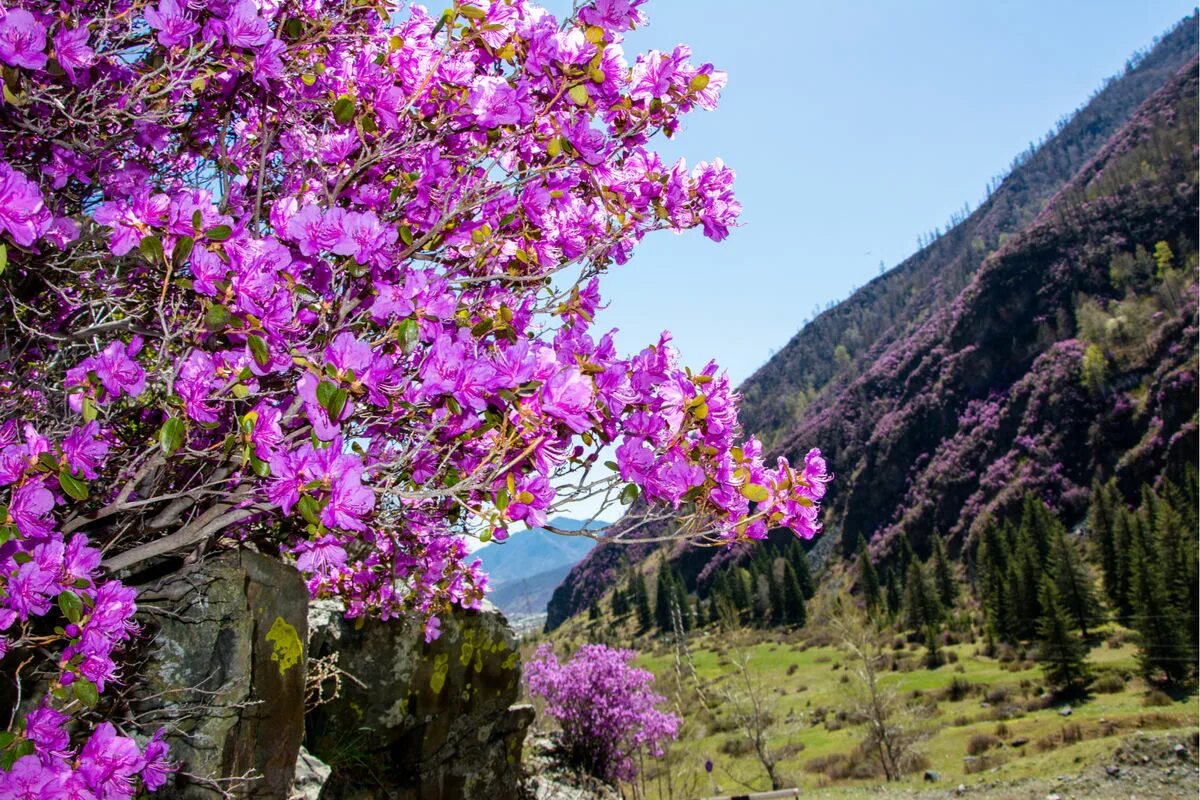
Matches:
[58,470,89,501]
[58,590,83,624]
[81,394,97,422]
[248,334,270,367]
[0,732,14,749]
[0,243,7,276]
[139,235,165,264]
[740,483,769,503]
[296,495,322,525]
[332,95,356,125]
[316,380,337,409]
[192,209,203,232]
[568,84,590,106]
[620,484,639,505]
[250,456,271,478]
[495,489,509,512]
[0,523,15,547]
[205,225,233,242]
[284,16,303,38]
[689,73,711,92]
[172,235,195,267]
[204,304,231,331]
[399,224,414,246]
[73,678,99,707]
[159,417,186,456]
[458,4,486,19]
[397,318,420,353]
[326,387,349,420]
[604,460,619,472]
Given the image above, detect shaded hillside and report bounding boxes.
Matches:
[545,19,1199,631]
[739,14,1197,453]
[476,518,602,620]
[784,58,1198,561]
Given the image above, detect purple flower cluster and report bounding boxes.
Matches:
[526,643,679,782]
[0,0,823,787]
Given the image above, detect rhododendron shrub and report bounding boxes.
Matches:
[526,643,678,782]
[0,0,826,793]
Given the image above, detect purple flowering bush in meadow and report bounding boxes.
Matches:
[526,643,679,783]
[0,0,827,795]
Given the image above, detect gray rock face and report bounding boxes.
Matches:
[290,746,332,800]
[306,600,533,800]
[133,550,309,799]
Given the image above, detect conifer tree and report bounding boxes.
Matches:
[674,572,693,632]
[1110,505,1136,619]
[1088,479,1121,606]
[632,573,652,633]
[589,600,601,620]
[611,587,630,618]
[931,533,957,608]
[1128,518,1192,687]
[857,534,882,614]
[924,625,943,669]
[783,561,807,627]
[791,546,815,599]
[729,567,752,616]
[885,569,903,619]
[1050,527,1101,637]
[655,567,676,633]
[769,565,786,626]
[903,561,943,633]
[1037,578,1090,695]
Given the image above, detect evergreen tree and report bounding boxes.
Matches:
[857,534,882,614]
[673,572,693,632]
[1036,578,1090,695]
[632,573,652,633]
[611,587,629,618]
[729,567,752,616]
[1088,479,1121,607]
[885,569,903,618]
[1011,525,1044,640]
[924,625,943,669]
[768,565,786,626]
[931,533,956,608]
[588,600,601,620]
[1128,518,1193,687]
[782,561,807,627]
[1110,505,1136,619]
[655,567,675,633]
[903,561,943,633]
[1050,526,1101,637]
[790,546,815,599]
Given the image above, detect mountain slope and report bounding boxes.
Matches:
[544,17,1199,631]
[476,518,602,620]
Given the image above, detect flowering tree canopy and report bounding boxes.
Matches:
[0,0,826,794]
[526,642,678,782]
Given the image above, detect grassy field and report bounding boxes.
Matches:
[535,607,1198,799]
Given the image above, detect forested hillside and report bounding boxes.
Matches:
[546,15,1198,632]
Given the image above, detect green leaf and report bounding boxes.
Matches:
[620,484,639,505]
[740,483,769,503]
[204,304,230,331]
[284,16,303,38]
[326,387,349,420]
[192,209,203,232]
[81,394,97,422]
[688,73,711,92]
[1,738,34,770]
[332,95,356,125]
[58,470,89,501]
[495,489,509,512]
[248,334,270,367]
[139,235,165,264]
[397,318,420,353]
[316,380,337,409]
[568,84,590,106]
[0,243,7,276]
[0,523,15,547]
[0,732,14,749]
[296,495,322,526]
[604,460,620,472]
[458,4,486,19]
[172,235,195,267]
[73,678,99,707]
[58,590,83,624]
[159,417,186,456]
[250,456,271,478]
[205,225,233,242]
[399,224,414,246]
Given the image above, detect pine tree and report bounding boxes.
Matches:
[729,567,751,616]
[588,600,601,620]
[903,561,942,633]
[1088,479,1121,607]
[632,573,652,633]
[611,587,629,618]
[768,565,786,626]
[857,534,882,614]
[1050,527,1101,637]
[782,561,806,627]
[924,625,943,669]
[791,547,815,599]
[1037,578,1090,695]
[1128,516,1192,687]
[673,572,692,632]
[931,533,956,608]
[885,569,902,618]
[1110,505,1136,619]
[655,567,675,633]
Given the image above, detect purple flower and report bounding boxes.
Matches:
[53,26,95,84]
[10,479,56,539]
[62,421,108,480]
[320,468,375,532]
[294,534,348,576]
[24,704,70,759]
[144,0,199,48]
[78,722,145,799]
[221,0,272,49]
[540,368,595,433]
[580,0,647,33]
[329,210,397,267]
[267,447,310,514]
[0,755,53,800]
[0,161,51,247]
[175,350,219,423]
[249,402,284,461]
[468,76,531,128]
[141,729,172,791]
[423,615,441,643]
[0,9,47,70]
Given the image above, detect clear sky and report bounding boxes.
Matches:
[550,0,1197,386]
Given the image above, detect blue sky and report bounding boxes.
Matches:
[554,0,1196,386]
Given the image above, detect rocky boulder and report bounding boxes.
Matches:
[306,600,533,800]
[132,550,309,799]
